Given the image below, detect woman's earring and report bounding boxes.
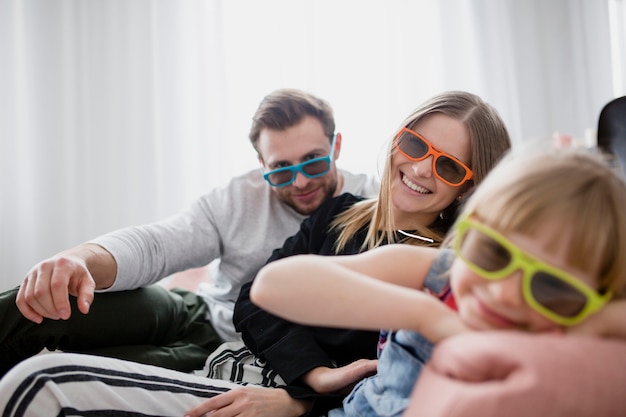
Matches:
[439,212,444,220]
[457,195,463,201]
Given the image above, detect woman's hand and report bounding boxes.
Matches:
[302,359,378,394]
[184,386,310,417]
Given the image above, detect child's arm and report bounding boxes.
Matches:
[568,298,626,339]
[251,245,469,343]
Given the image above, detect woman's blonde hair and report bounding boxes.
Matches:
[331,91,512,252]
[460,147,626,296]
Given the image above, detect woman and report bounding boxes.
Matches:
[0,91,512,417]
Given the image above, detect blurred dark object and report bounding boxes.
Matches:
[597,95,626,177]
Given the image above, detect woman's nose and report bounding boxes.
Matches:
[411,155,434,179]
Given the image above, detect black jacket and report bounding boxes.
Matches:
[233,193,380,416]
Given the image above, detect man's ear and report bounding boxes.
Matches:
[333,132,342,161]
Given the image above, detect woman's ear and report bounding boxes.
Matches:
[458,181,475,200]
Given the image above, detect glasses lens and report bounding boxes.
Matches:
[397,131,429,159]
[302,159,331,177]
[530,272,588,317]
[435,156,467,185]
[460,228,512,273]
[267,169,295,186]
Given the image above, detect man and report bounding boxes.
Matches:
[0,88,379,376]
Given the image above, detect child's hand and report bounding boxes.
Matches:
[422,305,472,343]
[567,311,608,337]
[567,299,626,339]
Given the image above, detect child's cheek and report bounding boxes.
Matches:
[449,259,487,330]
[525,310,564,333]
[450,258,483,297]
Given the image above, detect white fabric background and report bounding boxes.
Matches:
[0,0,620,289]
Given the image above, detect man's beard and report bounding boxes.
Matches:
[286,178,338,215]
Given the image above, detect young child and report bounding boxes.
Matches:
[250,148,626,417]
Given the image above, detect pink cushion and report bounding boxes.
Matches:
[404,331,626,417]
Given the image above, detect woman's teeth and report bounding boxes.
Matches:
[402,174,430,194]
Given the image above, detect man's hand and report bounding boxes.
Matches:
[15,243,115,323]
[16,254,95,323]
[302,359,378,395]
[185,386,311,417]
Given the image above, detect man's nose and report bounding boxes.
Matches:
[291,171,311,188]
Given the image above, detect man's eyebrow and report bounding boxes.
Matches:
[269,148,327,166]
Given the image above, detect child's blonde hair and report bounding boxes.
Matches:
[460,148,626,296]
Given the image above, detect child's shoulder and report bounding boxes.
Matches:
[423,248,454,295]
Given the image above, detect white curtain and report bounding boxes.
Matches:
[0,0,617,289]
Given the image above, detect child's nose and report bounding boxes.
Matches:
[488,271,525,307]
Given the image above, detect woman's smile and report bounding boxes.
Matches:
[401,173,432,194]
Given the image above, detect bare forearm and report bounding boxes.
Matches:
[251,255,463,341]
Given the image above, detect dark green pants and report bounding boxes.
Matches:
[0,285,223,377]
